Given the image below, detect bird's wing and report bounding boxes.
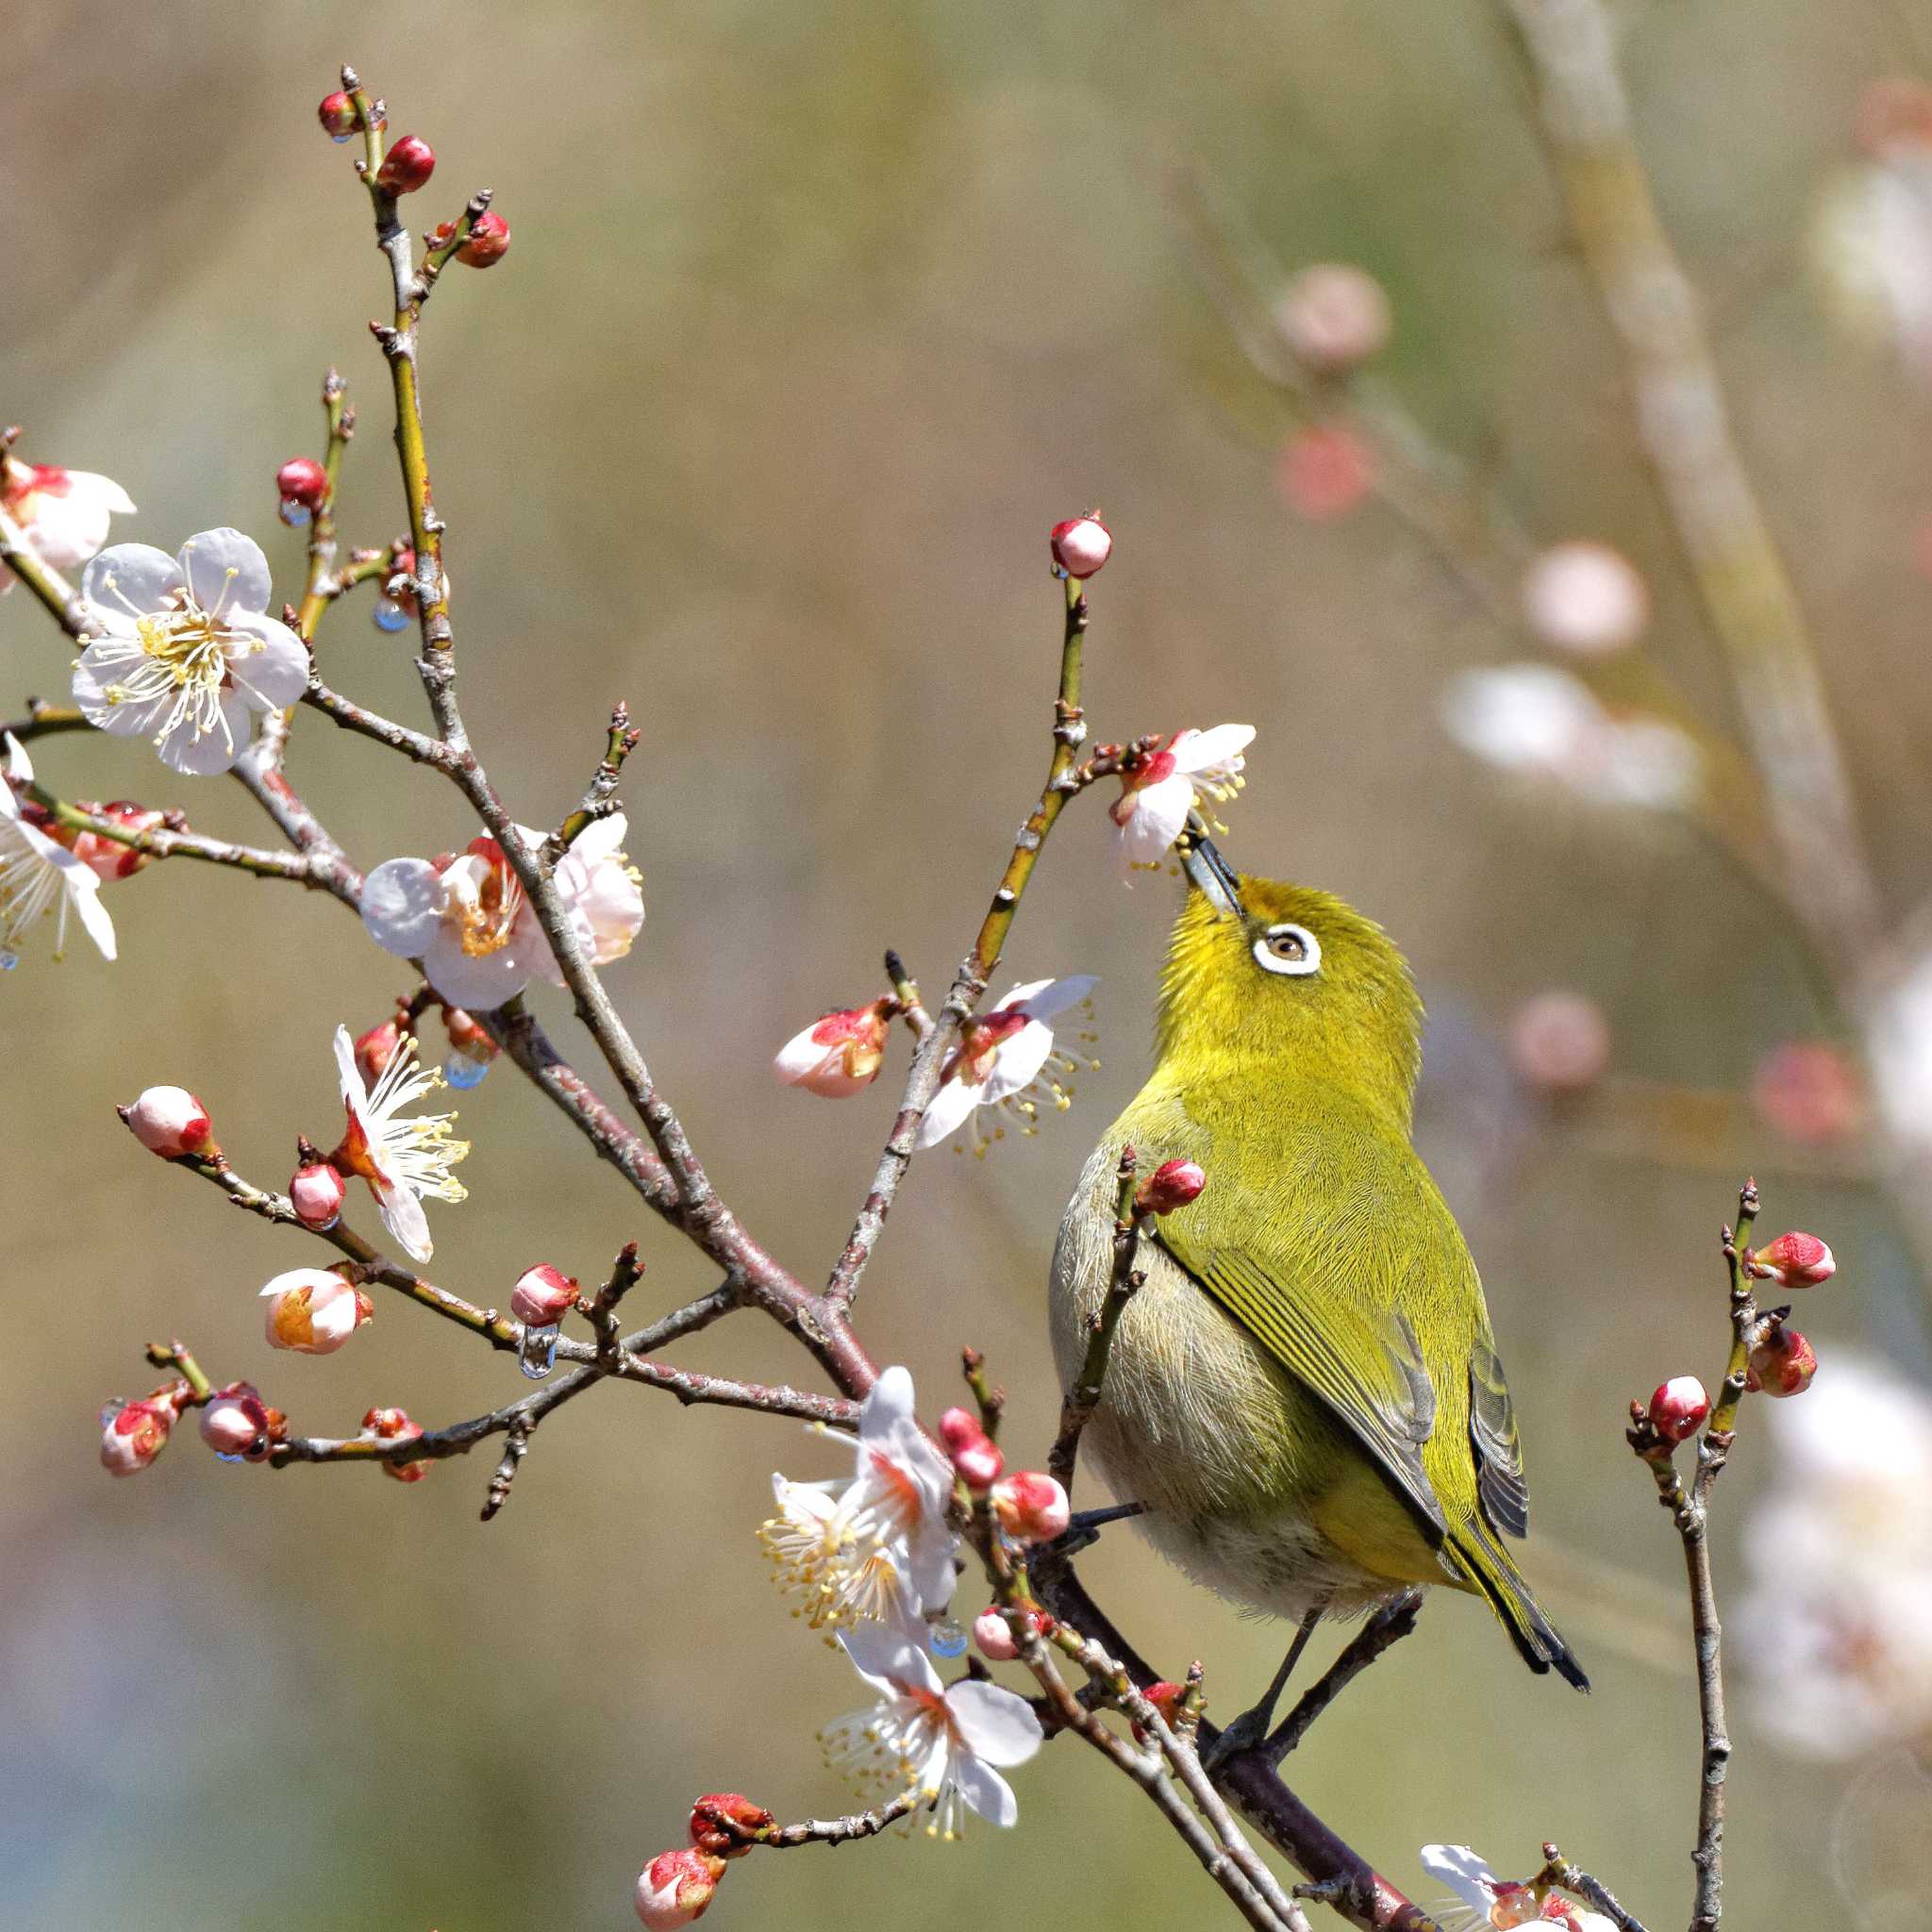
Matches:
[1159,1224,1449,1542]
[1468,1334,1529,1540]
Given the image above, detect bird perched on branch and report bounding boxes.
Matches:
[1049,836,1585,1757]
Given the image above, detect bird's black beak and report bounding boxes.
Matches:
[1178,819,1243,920]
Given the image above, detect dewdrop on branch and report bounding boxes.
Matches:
[441,1003,500,1091]
[1049,513,1111,579]
[510,1263,578,1379]
[1748,1231,1837,1289]
[360,1406,427,1481]
[635,1848,724,1928]
[1647,1376,1710,1443]
[120,1086,218,1160]
[375,135,435,195]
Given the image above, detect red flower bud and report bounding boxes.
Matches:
[688,1792,773,1858]
[317,92,358,139]
[101,1393,180,1475]
[938,1407,1004,1489]
[290,1159,346,1230]
[361,1405,428,1481]
[1749,1232,1836,1290]
[456,209,512,267]
[442,1004,499,1062]
[276,457,328,512]
[354,1018,402,1085]
[510,1264,578,1327]
[1646,1375,1710,1443]
[1130,1678,1187,1744]
[120,1086,218,1160]
[1746,1327,1818,1398]
[1050,514,1112,579]
[636,1848,724,1927]
[1278,424,1373,521]
[991,1470,1071,1544]
[375,135,436,195]
[68,801,168,881]
[200,1381,278,1461]
[1135,1158,1206,1217]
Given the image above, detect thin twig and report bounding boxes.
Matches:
[1049,1145,1143,1491]
[1535,1844,1652,1932]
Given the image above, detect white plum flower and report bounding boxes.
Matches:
[1811,150,1932,384]
[1108,725,1255,881]
[362,816,643,1012]
[75,529,308,775]
[1420,1845,1614,1932]
[1867,952,1932,1153]
[821,1613,1043,1837]
[0,735,116,969]
[916,976,1100,1153]
[260,1267,372,1355]
[1,458,136,578]
[774,1002,891,1098]
[328,1023,469,1263]
[761,1364,958,1627]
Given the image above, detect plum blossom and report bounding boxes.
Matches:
[1419,1845,1614,1932]
[328,1023,469,1262]
[2,457,135,578]
[820,1613,1043,1836]
[0,736,116,968]
[75,529,308,775]
[760,1365,958,1628]
[361,816,643,1011]
[261,1268,373,1354]
[915,976,1099,1153]
[1109,725,1254,881]
[774,1002,891,1098]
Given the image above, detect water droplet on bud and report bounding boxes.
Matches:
[929,1617,968,1658]
[330,132,354,144]
[0,950,19,971]
[518,1322,560,1379]
[278,500,312,528]
[372,598,409,633]
[443,1051,491,1091]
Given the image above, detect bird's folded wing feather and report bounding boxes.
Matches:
[1158,1224,1449,1541]
[1468,1335,1529,1539]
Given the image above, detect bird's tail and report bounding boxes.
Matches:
[1446,1523,1590,1690]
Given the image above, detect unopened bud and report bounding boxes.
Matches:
[1274,263,1392,374]
[1746,1326,1818,1398]
[100,1394,180,1475]
[1749,1231,1837,1289]
[441,1004,500,1063]
[276,457,329,512]
[1135,1158,1206,1217]
[774,1001,891,1098]
[991,1470,1071,1544]
[1278,425,1373,521]
[635,1847,724,1928]
[261,1268,372,1355]
[317,91,359,140]
[290,1159,346,1230]
[1130,1679,1187,1745]
[120,1086,218,1159]
[511,1263,578,1327]
[1646,1375,1710,1443]
[688,1792,773,1859]
[1050,514,1112,579]
[68,801,167,880]
[974,1605,1022,1660]
[375,135,436,195]
[938,1406,1004,1489]
[1508,991,1611,1096]
[1521,541,1649,658]
[200,1381,279,1462]
[361,1405,427,1481]
[355,1017,403,1085]
[456,209,512,267]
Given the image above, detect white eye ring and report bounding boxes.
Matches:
[1254,923,1321,976]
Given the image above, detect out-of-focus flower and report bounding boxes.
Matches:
[0,735,116,967]
[289,1158,346,1230]
[687,1792,773,1859]
[100,1391,183,1476]
[821,1614,1043,1836]
[916,976,1100,1153]
[1049,514,1111,579]
[634,1848,724,1928]
[1647,1376,1710,1443]
[1273,264,1391,374]
[991,1471,1070,1544]
[937,1407,1004,1490]
[199,1382,278,1461]
[362,817,642,1012]
[1108,726,1254,881]
[1135,1158,1206,1217]
[1278,424,1374,520]
[1520,541,1649,657]
[1507,991,1611,1096]
[2,457,136,580]
[774,1001,892,1097]
[1867,953,1932,1153]
[1737,1355,1932,1758]
[328,1022,468,1262]
[120,1084,216,1158]
[1419,1845,1614,1932]
[1441,664,1699,810]
[1749,1231,1837,1290]
[75,529,308,776]
[261,1267,374,1355]
[1746,1325,1818,1398]
[375,135,436,194]
[760,1365,958,1628]
[360,1405,428,1481]
[1751,1041,1865,1145]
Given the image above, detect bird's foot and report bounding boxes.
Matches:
[1198,1601,1326,1775]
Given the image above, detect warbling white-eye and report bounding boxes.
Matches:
[1049,835,1585,1755]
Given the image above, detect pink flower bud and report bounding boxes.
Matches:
[1278,424,1374,521]
[101,1395,178,1475]
[1750,1041,1864,1146]
[773,1002,891,1098]
[635,1848,724,1928]
[354,1018,402,1085]
[1135,1158,1206,1217]
[511,1264,578,1327]
[275,457,329,511]
[68,800,168,880]
[361,1406,428,1481]
[1274,263,1392,374]
[1050,514,1112,579]
[456,210,512,267]
[375,135,436,195]
[992,1470,1071,1543]
[120,1086,218,1159]
[1507,991,1611,1096]
[1520,541,1650,658]
[974,1606,1022,1660]
[290,1159,346,1230]
[199,1382,281,1461]
[1746,1327,1818,1398]
[1749,1231,1837,1290]
[317,91,358,138]
[688,1792,774,1858]
[938,1407,1004,1489]
[261,1268,372,1355]
[1646,1375,1710,1442]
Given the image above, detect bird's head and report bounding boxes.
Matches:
[1156,836,1424,1126]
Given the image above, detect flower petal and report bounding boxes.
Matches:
[421,925,535,1012]
[979,1019,1054,1102]
[949,1753,1020,1827]
[1418,1845,1500,1916]
[17,824,117,960]
[332,1024,364,1107]
[858,1366,917,1439]
[915,1073,983,1150]
[178,527,272,616]
[69,471,138,517]
[1115,774,1192,876]
[375,1177,433,1262]
[362,858,447,958]
[1010,974,1099,1023]
[4,732,32,786]
[945,1679,1044,1768]
[839,1617,941,1699]
[225,612,310,709]
[569,811,629,866]
[81,542,182,617]
[1172,723,1255,774]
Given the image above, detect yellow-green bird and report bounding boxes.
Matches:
[1049,838,1585,1748]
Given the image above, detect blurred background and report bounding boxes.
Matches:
[7,0,1932,1925]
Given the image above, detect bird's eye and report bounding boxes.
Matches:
[1254,923,1321,977]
